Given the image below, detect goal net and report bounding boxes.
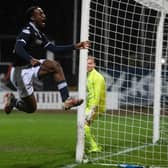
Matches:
[76,0,168,167]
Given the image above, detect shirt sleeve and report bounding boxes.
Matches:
[41,33,75,53]
[87,72,104,107]
[14,28,32,62]
[92,75,105,106]
[44,42,75,53]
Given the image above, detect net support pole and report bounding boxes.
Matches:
[104,0,110,68]
[153,11,165,144]
[72,0,78,75]
[76,0,90,162]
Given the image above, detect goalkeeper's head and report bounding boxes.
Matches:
[87,56,96,72]
[25,6,46,29]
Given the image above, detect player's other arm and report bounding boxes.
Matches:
[15,29,44,66]
[15,39,32,63]
[14,29,34,63]
[15,40,41,66]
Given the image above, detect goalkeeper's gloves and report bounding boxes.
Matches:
[85,106,97,125]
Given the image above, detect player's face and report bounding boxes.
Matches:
[32,7,46,28]
[87,58,95,72]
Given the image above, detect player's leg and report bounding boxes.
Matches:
[4,93,37,114]
[38,59,83,109]
[16,94,37,113]
[3,66,37,114]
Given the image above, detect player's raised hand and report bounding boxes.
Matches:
[75,41,90,49]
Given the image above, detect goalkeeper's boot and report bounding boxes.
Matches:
[63,97,84,110]
[88,145,102,153]
[3,93,16,114]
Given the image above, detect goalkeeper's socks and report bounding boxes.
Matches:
[57,80,69,102]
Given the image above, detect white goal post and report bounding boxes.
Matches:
[75,0,90,162]
[76,0,168,167]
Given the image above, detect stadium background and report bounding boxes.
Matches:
[0,0,82,91]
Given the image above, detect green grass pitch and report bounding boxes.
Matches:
[0,110,105,168]
[0,110,167,167]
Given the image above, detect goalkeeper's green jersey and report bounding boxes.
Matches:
[86,68,106,114]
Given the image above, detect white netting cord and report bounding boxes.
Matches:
[134,0,168,12]
[84,0,168,166]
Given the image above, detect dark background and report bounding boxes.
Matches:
[0,0,82,87]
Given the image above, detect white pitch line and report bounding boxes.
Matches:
[111,143,154,157]
[61,143,156,167]
[91,143,154,163]
[60,163,78,168]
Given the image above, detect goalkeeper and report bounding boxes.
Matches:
[85,56,106,153]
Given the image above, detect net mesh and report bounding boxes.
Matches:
[85,0,168,166]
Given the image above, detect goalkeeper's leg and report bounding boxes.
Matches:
[84,124,101,153]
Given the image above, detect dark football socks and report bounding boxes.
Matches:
[57,80,69,102]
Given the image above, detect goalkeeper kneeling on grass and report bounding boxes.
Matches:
[85,56,106,153]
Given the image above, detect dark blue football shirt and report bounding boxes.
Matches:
[12,22,74,66]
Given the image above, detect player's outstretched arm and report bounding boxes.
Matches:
[75,41,90,49]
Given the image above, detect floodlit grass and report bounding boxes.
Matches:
[88,114,168,167]
[0,110,167,167]
[0,111,104,168]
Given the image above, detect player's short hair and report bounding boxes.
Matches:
[25,6,39,23]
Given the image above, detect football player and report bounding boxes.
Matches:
[3,6,90,114]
